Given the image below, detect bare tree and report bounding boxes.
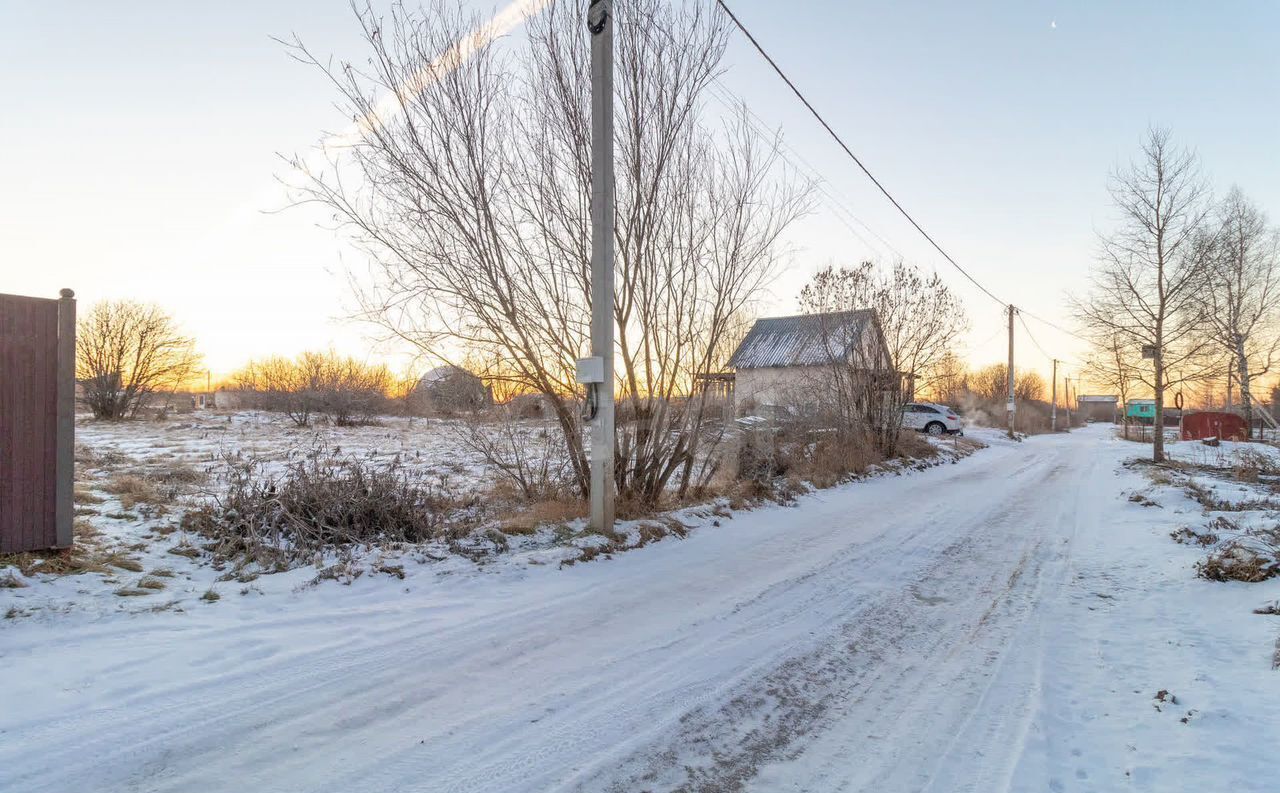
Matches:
[285,0,808,504]
[801,261,969,396]
[1076,128,1219,461]
[77,300,201,420]
[968,363,1043,403]
[798,259,967,455]
[925,352,967,404]
[1199,187,1280,435]
[235,351,392,426]
[1084,331,1141,437]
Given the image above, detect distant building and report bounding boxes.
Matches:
[1125,399,1156,424]
[212,388,249,410]
[727,310,902,416]
[409,365,492,414]
[506,392,553,419]
[1124,398,1182,426]
[1076,394,1118,423]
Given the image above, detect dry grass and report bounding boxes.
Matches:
[1183,480,1280,512]
[0,520,143,579]
[1,571,28,588]
[103,474,168,509]
[1232,448,1280,485]
[74,488,105,505]
[150,463,209,487]
[76,445,129,470]
[167,543,201,559]
[1197,541,1279,582]
[113,586,154,597]
[1170,526,1220,547]
[499,498,586,535]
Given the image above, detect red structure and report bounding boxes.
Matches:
[1180,411,1247,442]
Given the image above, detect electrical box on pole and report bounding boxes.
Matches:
[586,0,615,533]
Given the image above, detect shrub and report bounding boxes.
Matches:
[732,424,891,500]
[447,409,572,501]
[1233,448,1280,484]
[232,351,393,426]
[189,451,482,567]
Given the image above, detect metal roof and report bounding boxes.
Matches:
[728,310,876,369]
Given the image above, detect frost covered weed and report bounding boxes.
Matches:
[1197,539,1280,583]
[1170,526,1220,547]
[1183,479,1280,513]
[1185,516,1280,583]
[1228,448,1280,491]
[187,447,484,569]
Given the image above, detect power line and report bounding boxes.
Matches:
[718,0,1091,380]
[1019,306,1090,344]
[1019,312,1084,369]
[715,0,1005,307]
[702,81,904,261]
[1017,312,1053,360]
[970,323,1007,351]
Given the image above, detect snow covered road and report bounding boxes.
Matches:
[3,427,1275,792]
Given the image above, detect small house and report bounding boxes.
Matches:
[727,310,902,417]
[1125,399,1156,424]
[1076,394,1118,423]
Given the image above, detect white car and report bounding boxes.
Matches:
[902,402,963,436]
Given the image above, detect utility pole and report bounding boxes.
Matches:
[585,0,615,532]
[1006,304,1016,439]
[1065,376,1072,429]
[1050,359,1059,432]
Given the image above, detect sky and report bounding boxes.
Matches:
[3,0,1278,391]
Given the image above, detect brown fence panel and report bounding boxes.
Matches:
[0,293,66,553]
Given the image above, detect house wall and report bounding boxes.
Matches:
[735,365,832,414]
[1079,401,1117,422]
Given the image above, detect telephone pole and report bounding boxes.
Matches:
[1064,376,1072,428]
[1006,304,1016,439]
[586,0,615,532]
[1050,358,1058,432]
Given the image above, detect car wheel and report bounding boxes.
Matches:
[925,421,945,436]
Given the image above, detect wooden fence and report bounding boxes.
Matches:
[0,290,75,553]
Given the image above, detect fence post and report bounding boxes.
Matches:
[55,288,76,548]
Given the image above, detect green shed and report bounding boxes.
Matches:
[1125,399,1156,424]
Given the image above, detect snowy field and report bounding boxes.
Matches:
[2,423,1277,792]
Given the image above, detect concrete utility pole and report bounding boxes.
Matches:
[1006,304,1016,439]
[1065,376,1072,428]
[585,0,615,532]
[1050,358,1059,432]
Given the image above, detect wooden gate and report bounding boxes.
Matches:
[0,290,76,553]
